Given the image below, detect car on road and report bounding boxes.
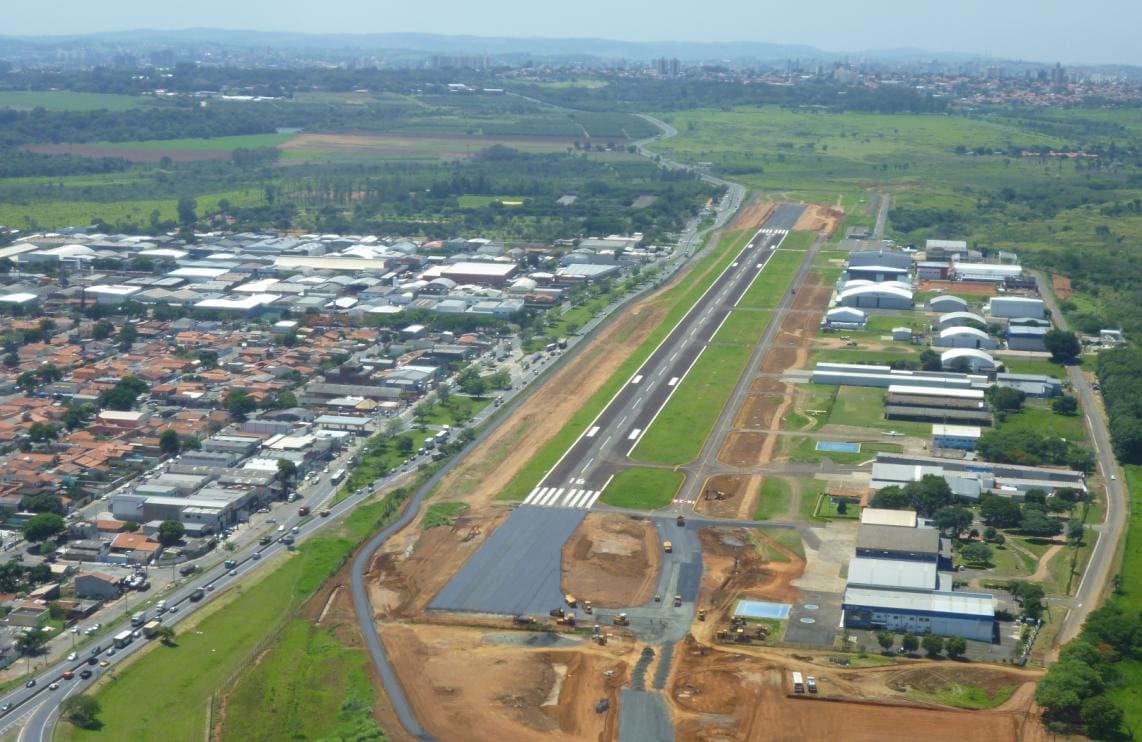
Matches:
[62,671,74,680]
[106,648,116,657]
[79,670,92,679]
[1111,474,1117,480]
[66,652,77,661]
[99,660,109,668]
[252,551,261,560]
[229,569,238,576]
[25,679,35,688]
[168,604,180,613]
[90,645,102,655]
[2,703,12,713]
[48,682,59,691]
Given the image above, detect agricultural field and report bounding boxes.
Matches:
[0,90,148,111]
[0,188,264,233]
[26,133,294,161]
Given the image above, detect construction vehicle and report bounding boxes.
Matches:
[792,672,805,694]
[663,540,673,553]
[583,600,593,614]
[549,607,566,619]
[513,615,537,626]
[612,613,629,626]
[654,593,662,602]
[697,609,707,621]
[564,593,577,608]
[676,515,686,527]
[555,612,577,628]
[673,594,683,607]
[806,676,818,693]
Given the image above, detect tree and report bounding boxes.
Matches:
[91,320,115,341]
[1020,507,1064,537]
[20,494,64,515]
[1008,581,1046,619]
[869,486,910,510]
[384,416,405,439]
[413,403,432,431]
[120,520,140,532]
[276,459,298,494]
[919,348,942,371]
[23,513,65,543]
[987,385,1026,413]
[905,475,954,517]
[1035,659,1104,723]
[922,634,945,658]
[2,351,18,368]
[876,631,895,652]
[156,624,177,646]
[960,542,993,565]
[933,506,973,537]
[1081,696,1124,740]
[1067,519,1085,544]
[224,390,258,422]
[116,323,138,351]
[1044,330,1081,363]
[980,494,1022,528]
[16,629,50,655]
[159,429,181,456]
[177,196,198,226]
[157,519,185,547]
[1051,396,1079,416]
[16,370,38,393]
[61,695,102,730]
[396,436,414,456]
[98,375,148,411]
[27,422,58,443]
[944,636,967,658]
[901,633,919,654]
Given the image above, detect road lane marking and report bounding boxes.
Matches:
[628,428,642,441]
[631,375,643,384]
[581,458,594,473]
[668,377,679,386]
[586,426,600,438]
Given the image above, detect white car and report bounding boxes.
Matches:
[66,652,77,661]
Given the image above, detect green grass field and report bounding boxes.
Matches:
[822,385,930,437]
[84,133,295,151]
[736,250,806,309]
[57,496,396,741]
[0,91,147,111]
[713,309,773,345]
[753,478,792,520]
[999,357,1069,379]
[216,621,380,742]
[630,344,754,464]
[997,403,1086,442]
[598,467,683,510]
[0,188,265,232]
[497,228,755,501]
[906,682,1017,710]
[422,502,469,529]
[457,194,527,207]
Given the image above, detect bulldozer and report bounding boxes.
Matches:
[555,612,577,627]
[549,607,566,619]
[612,613,630,626]
[583,600,593,615]
[676,514,686,527]
[513,615,537,626]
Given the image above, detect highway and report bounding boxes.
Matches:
[1035,273,1127,646]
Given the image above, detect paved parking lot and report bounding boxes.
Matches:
[784,590,843,646]
[428,507,587,616]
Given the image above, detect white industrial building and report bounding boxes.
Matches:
[951,261,1023,283]
[940,348,997,373]
[822,307,867,329]
[932,423,982,450]
[985,296,1045,320]
[936,311,987,331]
[934,326,998,350]
[837,282,913,309]
[928,295,968,313]
[842,586,996,642]
[845,250,912,283]
[811,362,985,390]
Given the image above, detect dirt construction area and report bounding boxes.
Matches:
[693,473,758,520]
[562,513,661,608]
[792,203,843,236]
[381,623,631,742]
[669,637,1046,742]
[727,198,775,232]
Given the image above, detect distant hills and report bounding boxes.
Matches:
[0,29,1128,71]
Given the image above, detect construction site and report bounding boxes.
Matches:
[346,198,1052,741]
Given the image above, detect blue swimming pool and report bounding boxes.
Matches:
[733,599,792,619]
[816,441,861,453]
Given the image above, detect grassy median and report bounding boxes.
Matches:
[598,468,684,510]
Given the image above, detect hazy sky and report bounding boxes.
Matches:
[7,0,1142,66]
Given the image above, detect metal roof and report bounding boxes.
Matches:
[856,524,941,554]
[847,558,937,591]
[860,508,918,528]
[843,586,995,618]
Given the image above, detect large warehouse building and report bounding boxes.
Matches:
[836,281,914,310]
[842,510,995,642]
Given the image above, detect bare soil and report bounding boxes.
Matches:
[728,198,775,232]
[1052,274,1072,300]
[669,636,1047,742]
[695,528,804,634]
[918,280,999,297]
[562,513,661,608]
[381,623,629,742]
[792,204,844,236]
[280,132,580,160]
[692,474,752,519]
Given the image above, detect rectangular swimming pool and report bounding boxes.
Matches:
[816,441,861,453]
[733,599,791,620]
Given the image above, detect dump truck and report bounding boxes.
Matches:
[663,540,673,553]
[676,514,685,527]
[612,613,629,626]
[673,594,683,607]
[142,620,162,639]
[564,593,577,608]
[555,613,576,627]
[512,615,537,626]
[792,672,805,694]
[583,600,593,614]
[697,608,707,621]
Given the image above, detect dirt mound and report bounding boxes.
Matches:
[729,199,775,232]
[719,431,768,467]
[693,475,753,519]
[793,204,844,236]
[381,623,628,741]
[562,513,660,608]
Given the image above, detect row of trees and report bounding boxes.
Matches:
[1097,346,1142,464]
[875,631,968,658]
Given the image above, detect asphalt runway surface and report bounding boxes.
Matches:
[618,689,676,742]
[524,205,806,508]
[428,507,587,615]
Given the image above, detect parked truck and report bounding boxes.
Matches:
[791,671,805,694]
[130,612,145,627]
[142,620,162,639]
[113,630,134,649]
